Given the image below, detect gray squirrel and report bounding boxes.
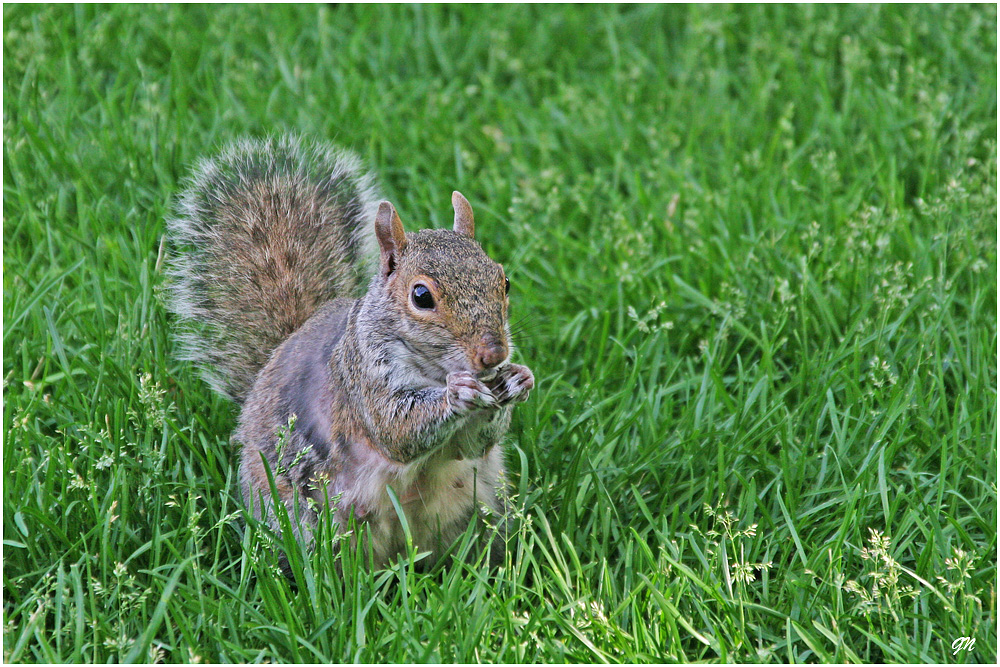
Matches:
[166,136,534,569]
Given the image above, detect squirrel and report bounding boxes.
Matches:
[166,135,534,570]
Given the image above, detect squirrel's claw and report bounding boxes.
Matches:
[490,364,534,405]
[447,371,499,414]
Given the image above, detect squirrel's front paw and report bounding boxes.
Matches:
[447,371,499,414]
[488,364,535,405]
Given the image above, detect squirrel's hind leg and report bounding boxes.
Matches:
[240,451,321,572]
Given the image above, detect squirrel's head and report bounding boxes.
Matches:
[372,192,511,382]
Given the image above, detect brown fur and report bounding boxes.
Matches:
[167,136,378,402]
[168,137,534,570]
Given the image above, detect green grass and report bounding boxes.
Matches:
[3,4,996,663]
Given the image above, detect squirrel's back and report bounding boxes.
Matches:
[166,136,380,402]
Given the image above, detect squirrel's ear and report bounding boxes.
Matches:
[452,191,475,238]
[375,201,407,278]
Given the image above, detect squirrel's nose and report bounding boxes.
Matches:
[475,334,507,370]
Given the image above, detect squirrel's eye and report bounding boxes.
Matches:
[411,284,435,310]
[504,277,510,295]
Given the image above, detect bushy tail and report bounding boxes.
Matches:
[166,135,380,403]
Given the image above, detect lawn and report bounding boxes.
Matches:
[3,4,997,663]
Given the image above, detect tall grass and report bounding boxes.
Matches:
[4,4,996,663]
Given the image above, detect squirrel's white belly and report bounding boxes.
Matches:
[337,444,505,567]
